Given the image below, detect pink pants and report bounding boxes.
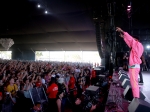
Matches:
[129,68,140,98]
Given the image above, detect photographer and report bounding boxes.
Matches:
[72,98,96,112]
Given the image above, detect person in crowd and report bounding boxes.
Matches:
[76,70,84,98]
[56,75,60,84]
[56,91,65,112]
[84,69,91,89]
[68,72,76,103]
[91,68,96,85]
[51,71,56,78]
[35,75,42,88]
[64,72,70,86]
[122,52,129,71]
[13,91,41,112]
[57,77,68,109]
[45,72,51,85]
[41,74,47,89]
[142,52,148,71]
[74,66,80,80]
[57,78,68,94]
[117,57,122,68]
[15,79,20,90]
[116,27,144,99]
[41,74,46,85]
[24,78,33,91]
[147,54,150,70]
[138,54,146,84]
[0,92,3,111]
[6,77,18,104]
[46,77,58,112]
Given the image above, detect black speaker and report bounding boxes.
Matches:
[85,86,99,96]
[118,70,122,75]
[94,66,105,75]
[128,98,150,112]
[118,70,127,76]
[95,22,104,58]
[122,79,131,89]
[123,85,146,101]
[119,74,130,82]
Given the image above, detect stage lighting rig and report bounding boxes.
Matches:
[127,1,132,18]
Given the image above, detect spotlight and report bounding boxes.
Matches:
[147,45,150,49]
[127,5,131,8]
[127,8,130,11]
[37,4,41,8]
[45,10,48,14]
[127,1,131,12]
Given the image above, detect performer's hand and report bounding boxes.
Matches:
[119,33,124,38]
[116,27,124,38]
[116,27,123,33]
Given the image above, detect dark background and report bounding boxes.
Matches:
[0,0,150,60]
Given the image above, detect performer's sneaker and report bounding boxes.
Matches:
[138,81,144,85]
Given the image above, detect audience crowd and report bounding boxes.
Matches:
[0,59,97,112]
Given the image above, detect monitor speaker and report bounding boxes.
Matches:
[118,70,126,76]
[122,79,131,89]
[119,74,130,82]
[123,85,146,101]
[128,98,150,112]
[118,70,122,75]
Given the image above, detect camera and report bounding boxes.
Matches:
[82,86,100,112]
[82,93,99,112]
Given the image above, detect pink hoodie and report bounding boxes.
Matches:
[123,32,144,66]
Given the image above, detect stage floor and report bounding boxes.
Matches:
[126,71,150,103]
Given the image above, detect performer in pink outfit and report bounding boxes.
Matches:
[116,27,144,98]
